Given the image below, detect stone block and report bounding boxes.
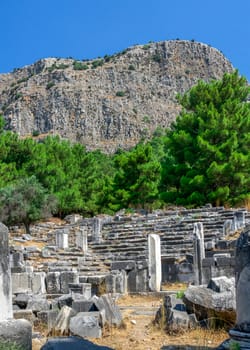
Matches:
[32,272,46,294]
[127,270,137,293]
[69,313,102,338]
[92,294,122,326]
[37,310,59,329]
[46,271,61,294]
[53,306,77,335]
[12,272,32,294]
[0,319,32,350]
[26,295,50,313]
[60,271,79,294]
[136,268,148,293]
[58,294,73,309]
[13,309,36,324]
[207,276,235,293]
[14,293,31,309]
[68,283,91,299]
[111,261,135,271]
[72,300,96,313]
[55,229,69,249]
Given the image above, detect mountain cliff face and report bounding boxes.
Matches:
[0,40,233,152]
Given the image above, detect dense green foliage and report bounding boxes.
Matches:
[111,143,161,210]
[162,71,250,206]
[0,71,249,227]
[0,176,57,233]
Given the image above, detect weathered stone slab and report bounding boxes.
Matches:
[0,223,13,320]
[37,310,59,329]
[68,283,91,299]
[46,271,61,294]
[14,293,31,309]
[69,313,102,338]
[11,272,32,293]
[0,319,32,350]
[26,295,50,313]
[207,276,235,293]
[57,294,73,309]
[60,271,79,294]
[13,309,36,324]
[33,272,46,294]
[53,306,77,335]
[92,294,122,326]
[55,229,69,249]
[148,234,161,292]
[111,261,136,271]
[72,300,96,313]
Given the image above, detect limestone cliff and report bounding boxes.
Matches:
[0,40,233,152]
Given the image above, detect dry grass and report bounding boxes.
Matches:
[32,293,229,350]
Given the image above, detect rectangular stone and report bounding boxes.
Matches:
[32,272,46,294]
[111,261,135,271]
[12,272,32,294]
[68,283,92,299]
[72,300,95,313]
[37,310,59,329]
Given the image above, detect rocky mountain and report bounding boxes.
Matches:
[0,40,233,152]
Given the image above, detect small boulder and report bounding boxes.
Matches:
[69,312,102,338]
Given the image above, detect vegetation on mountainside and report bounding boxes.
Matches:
[0,71,249,227]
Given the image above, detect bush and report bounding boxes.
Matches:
[32,130,40,137]
[116,91,125,97]
[152,54,161,63]
[143,115,150,123]
[91,59,104,69]
[143,44,151,50]
[46,81,55,89]
[128,64,135,71]
[73,61,88,70]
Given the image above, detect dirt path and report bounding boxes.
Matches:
[93,295,228,350]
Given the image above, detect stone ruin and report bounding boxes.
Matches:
[0,223,32,350]
[1,205,249,348]
[218,224,250,349]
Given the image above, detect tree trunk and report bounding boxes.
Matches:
[24,221,31,235]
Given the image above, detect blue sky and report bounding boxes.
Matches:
[1,0,250,81]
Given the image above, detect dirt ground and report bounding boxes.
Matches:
[32,294,228,350]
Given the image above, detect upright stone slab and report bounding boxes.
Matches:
[55,229,69,249]
[217,226,250,349]
[193,222,205,285]
[233,211,246,232]
[46,272,61,294]
[223,219,233,236]
[60,271,79,294]
[76,228,88,253]
[148,234,161,292]
[32,272,46,294]
[0,223,13,320]
[93,217,102,243]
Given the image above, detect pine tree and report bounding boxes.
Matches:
[163,71,250,206]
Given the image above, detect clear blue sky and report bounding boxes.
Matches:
[1,0,250,81]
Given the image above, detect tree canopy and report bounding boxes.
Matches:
[162,71,250,206]
[0,176,57,233]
